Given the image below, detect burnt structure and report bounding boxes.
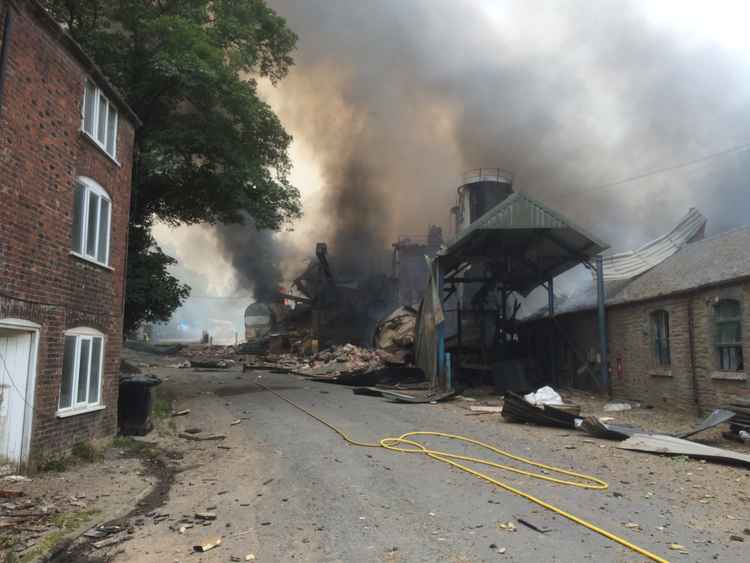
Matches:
[392,225,443,306]
[415,169,609,393]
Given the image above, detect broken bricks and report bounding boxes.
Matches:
[193,536,222,552]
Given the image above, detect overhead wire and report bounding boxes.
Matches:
[254,379,669,563]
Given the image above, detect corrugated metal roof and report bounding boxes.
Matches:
[438,191,609,296]
[601,208,706,280]
[451,192,605,244]
[611,227,750,304]
[525,226,750,319]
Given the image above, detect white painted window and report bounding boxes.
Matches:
[81,79,118,160]
[71,177,111,267]
[58,328,105,412]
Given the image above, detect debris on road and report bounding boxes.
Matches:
[193,536,222,552]
[179,432,227,442]
[195,512,217,521]
[579,416,641,441]
[677,408,736,439]
[603,401,636,412]
[468,405,503,414]
[502,392,580,429]
[618,434,750,466]
[523,386,563,407]
[171,409,191,417]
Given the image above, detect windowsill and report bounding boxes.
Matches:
[710,371,747,382]
[79,130,121,167]
[56,404,106,418]
[70,251,114,271]
[650,369,673,377]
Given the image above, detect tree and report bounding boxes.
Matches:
[42,0,300,334]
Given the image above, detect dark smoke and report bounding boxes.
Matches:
[219,0,750,296]
[214,215,287,301]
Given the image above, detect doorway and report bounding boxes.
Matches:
[0,320,39,472]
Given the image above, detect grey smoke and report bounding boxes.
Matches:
[219,0,750,296]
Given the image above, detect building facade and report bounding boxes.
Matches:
[525,228,750,413]
[0,0,138,469]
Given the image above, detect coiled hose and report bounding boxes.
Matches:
[254,379,669,563]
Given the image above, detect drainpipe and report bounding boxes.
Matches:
[687,294,702,415]
[0,5,13,115]
[595,256,610,395]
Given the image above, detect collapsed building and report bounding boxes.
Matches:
[244,243,397,353]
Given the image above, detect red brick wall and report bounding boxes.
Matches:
[0,2,135,466]
[545,284,750,413]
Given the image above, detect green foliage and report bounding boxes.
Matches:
[42,0,301,331]
[124,224,191,335]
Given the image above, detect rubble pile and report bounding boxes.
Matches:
[273,344,388,380]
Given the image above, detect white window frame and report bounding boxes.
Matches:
[81,78,120,162]
[71,176,113,269]
[57,327,106,417]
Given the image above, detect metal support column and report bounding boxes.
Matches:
[548,279,556,383]
[595,256,609,394]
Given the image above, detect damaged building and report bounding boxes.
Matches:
[524,210,750,413]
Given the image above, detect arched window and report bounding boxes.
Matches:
[71,177,111,267]
[651,310,670,366]
[58,327,105,413]
[715,299,743,371]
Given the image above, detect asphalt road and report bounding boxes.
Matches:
[112,367,745,562]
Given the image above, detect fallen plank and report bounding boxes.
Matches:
[677,409,735,439]
[469,405,503,414]
[618,433,750,466]
[179,433,226,442]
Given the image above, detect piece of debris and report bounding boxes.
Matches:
[516,517,551,533]
[669,543,688,553]
[618,433,750,466]
[580,416,642,441]
[0,490,25,498]
[729,535,745,542]
[677,409,735,439]
[2,475,30,482]
[603,402,634,412]
[625,522,641,530]
[469,405,503,414]
[502,392,579,428]
[523,386,563,407]
[92,532,129,549]
[179,432,227,442]
[195,512,218,521]
[497,522,516,532]
[246,555,256,561]
[171,409,191,417]
[231,419,242,426]
[193,536,222,552]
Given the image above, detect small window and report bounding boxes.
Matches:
[81,79,118,160]
[59,328,104,411]
[715,299,743,371]
[651,310,671,366]
[71,177,111,266]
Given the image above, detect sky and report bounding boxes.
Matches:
[152,0,750,339]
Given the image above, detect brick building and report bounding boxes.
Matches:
[524,228,750,413]
[0,0,139,470]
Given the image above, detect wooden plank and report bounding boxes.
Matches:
[618,433,750,466]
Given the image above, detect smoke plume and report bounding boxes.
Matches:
[218,0,750,296]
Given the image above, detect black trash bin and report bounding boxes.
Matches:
[118,373,162,436]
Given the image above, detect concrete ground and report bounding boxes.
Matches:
[51,354,749,562]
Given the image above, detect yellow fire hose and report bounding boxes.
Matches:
[255,380,669,563]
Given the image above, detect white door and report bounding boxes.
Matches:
[0,328,33,469]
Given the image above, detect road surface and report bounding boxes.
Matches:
[107,366,744,562]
